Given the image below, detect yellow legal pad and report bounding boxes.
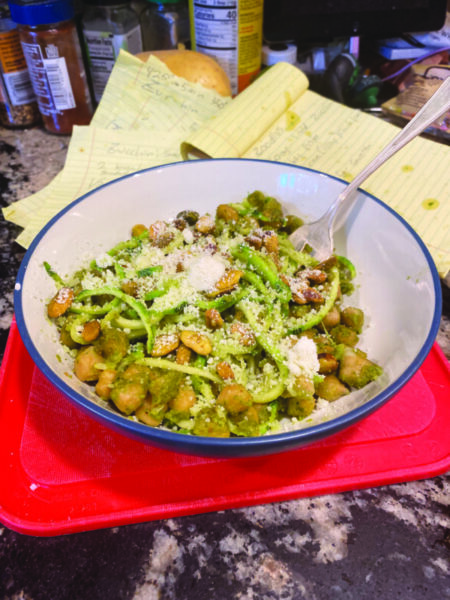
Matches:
[3,52,449,277]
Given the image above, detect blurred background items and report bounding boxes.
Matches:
[2,0,449,136]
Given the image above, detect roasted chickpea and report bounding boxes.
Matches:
[195,214,215,234]
[74,346,103,382]
[217,383,252,415]
[95,369,117,400]
[216,204,239,222]
[132,224,147,237]
[170,387,197,414]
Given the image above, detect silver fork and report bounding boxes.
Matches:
[289,76,450,261]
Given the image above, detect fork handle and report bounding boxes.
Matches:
[326,76,450,229]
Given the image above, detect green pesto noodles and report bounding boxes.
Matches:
[45,191,382,437]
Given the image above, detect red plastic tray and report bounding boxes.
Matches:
[0,319,449,536]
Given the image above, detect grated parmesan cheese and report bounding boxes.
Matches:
[95,253,114,268]
[182,228,194,244]
[187,255,226,292]
[286,336,320,378]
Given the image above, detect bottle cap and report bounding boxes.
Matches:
[8,0,74,25]
[262,43,298,66]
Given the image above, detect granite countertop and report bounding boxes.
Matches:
[0,126,449,600]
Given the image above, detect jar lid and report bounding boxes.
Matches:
[8,0,75,25]
[262,43,298,66]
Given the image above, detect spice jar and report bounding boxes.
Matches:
[8,0,93,134]
[140,0,189,51]
[0,6,40,127]
[81,0,143,104]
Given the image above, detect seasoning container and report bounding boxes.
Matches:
[81,0,143,104]
[189,0,263,95]
[0,6,40,127]
[140,0,189,51]
[8,0,93,134]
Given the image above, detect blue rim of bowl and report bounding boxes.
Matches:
[14,158,443,454]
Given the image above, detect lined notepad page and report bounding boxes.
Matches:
[244,91,450,276]
[3,53,449,276]
[93,53,230,132]
[3,51,230,247]
[13,126,185,248]
[182,64,449,276]
[181,62,308,159]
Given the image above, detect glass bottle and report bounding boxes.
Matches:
[8,0,93,134]
[0,4,40,127]
[140,0,189,51]
[81,0,143,104]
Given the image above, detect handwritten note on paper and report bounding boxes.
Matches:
[3,50,449,276]
[4,121,183,233]
[181,62,308,159]
[3,51,231,247]
[243,90,450,276]
[93,53,231,132]
[15,126,185,248]
[180,63,449,276]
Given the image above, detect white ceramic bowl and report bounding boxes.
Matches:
[14,159,442,457]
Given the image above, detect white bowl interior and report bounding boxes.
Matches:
[16,159,439,432]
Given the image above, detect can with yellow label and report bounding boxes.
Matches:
[189,0,263,95]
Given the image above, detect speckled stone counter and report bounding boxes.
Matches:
[1,126,449,600]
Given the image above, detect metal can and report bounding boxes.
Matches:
[189,0,263,95]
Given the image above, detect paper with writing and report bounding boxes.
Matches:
[245,91,450,278]
[3,52,449,277]
[14,125,185,248]
[181,62,308,159]
[93,53,230,132]
[182,68,449,277]
[4,51,230,246]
